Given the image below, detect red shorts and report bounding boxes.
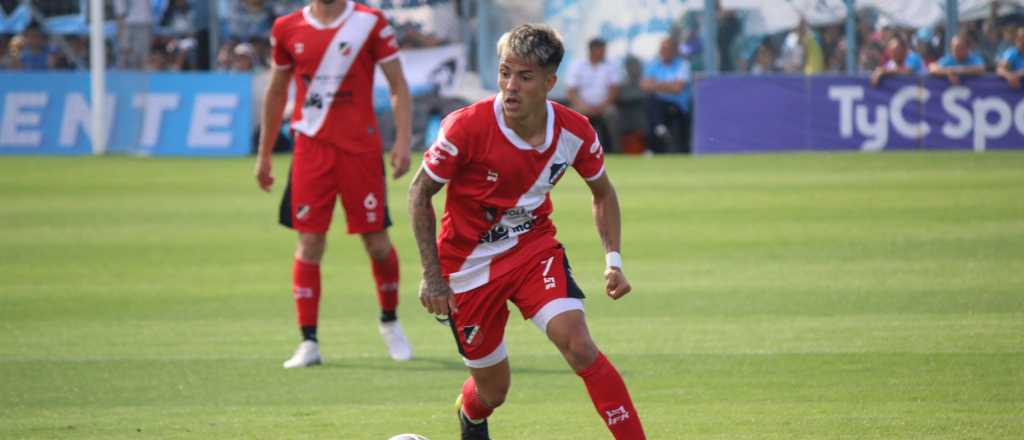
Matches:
[279,135,391,234]
[448,245,586,368]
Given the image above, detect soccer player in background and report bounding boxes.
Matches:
[254,0,414,368]
[409,24,647,440]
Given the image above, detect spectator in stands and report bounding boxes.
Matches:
[162,0,196,35]
[145,43,170,71]
[614,55,648,154]
[164,37,197,71]
[749,39,780,74]
[913,27,942,66]
[928,33,985,86]
[820,24,843,71]
[0,34,13,69]
[716,0,741,72]
[229,0,275,41]
[566,38,621,152]
[641,38,692,153]
[215,40,238,71]
[15,22,55,70]
[826,39,849,72]
[114,0,153,70]
[870,35,925,87]
[997,28,1024,89]
[50,35,87,70]
[859,40,885,72]
[231,42,260,72]
[781,19,824,75]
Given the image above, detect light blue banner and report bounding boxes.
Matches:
[0,72,252,156]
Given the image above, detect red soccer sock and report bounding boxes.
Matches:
[293,259,321,329]
[577,352,646,440]
[460,376,494,421]
[371,247,400,316]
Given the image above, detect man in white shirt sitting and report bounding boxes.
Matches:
[566,38,622,152]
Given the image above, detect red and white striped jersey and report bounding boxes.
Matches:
[422,96,606,293]
[270,2,399,153]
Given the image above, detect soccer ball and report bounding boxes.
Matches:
[388,435,429,440]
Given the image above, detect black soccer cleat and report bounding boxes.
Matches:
[459,409,491,440]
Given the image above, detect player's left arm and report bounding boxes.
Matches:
[380,58,412,179]
[585,172,632,300]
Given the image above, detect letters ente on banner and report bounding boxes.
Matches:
[694,75,1024,154]
[0,72,252,156]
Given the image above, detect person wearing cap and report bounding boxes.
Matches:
[232,42,257,71]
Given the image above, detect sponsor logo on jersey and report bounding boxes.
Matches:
[548,162,569,184]
[295,42,304,54]
[379,25,395,39]
[426,148,447,166]
[293,286,314,299]
[478,209,536,244]
[605,406,631,426]
[436,140,458,156]
[363,193,378,209]
[486,170,498,182]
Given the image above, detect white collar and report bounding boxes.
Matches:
[493,94,555,153]
[302,1,355,30]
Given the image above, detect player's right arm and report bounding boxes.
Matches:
[408,168,456,315]
[255,67,292,192]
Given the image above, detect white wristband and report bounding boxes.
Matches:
[605,251,622,269]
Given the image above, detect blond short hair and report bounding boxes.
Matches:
[496,24,565,72]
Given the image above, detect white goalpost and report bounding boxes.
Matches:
[89,0,106,155]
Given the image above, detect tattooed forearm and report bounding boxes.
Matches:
[587,174,622,254]
[408,169,446,282]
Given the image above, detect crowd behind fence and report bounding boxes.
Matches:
[5,1,1024,155]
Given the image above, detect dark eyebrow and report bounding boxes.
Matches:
[499,62,535,75]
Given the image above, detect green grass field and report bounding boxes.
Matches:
[1,151,1023,439]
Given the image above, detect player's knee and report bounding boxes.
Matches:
[564,334,599,371]
[296,234,327,262]
[478,383,509,409]
[361,233,392,260]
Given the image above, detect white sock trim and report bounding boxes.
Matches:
[530,298,585,333]
[463,340,508,368]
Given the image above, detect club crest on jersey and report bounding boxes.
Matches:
[304,92,323,109]
[338,41,352,56]
[461,325,481,346]
[548,162,569,184]
[294,42,304,54]
[296,204,311,220]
